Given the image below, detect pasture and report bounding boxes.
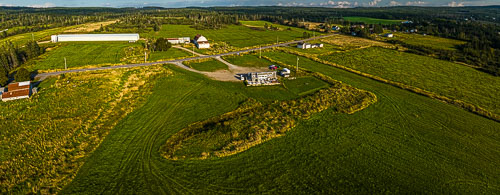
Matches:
[379,32,466,51]
[343,16,403,24]
[25,42,143,71]
[62,62,500,194]
[283,76,329,96]
[183,59,228,72]
[149,48,191,62]
[318,47,500,115]
[223,54,273,68]
[0,66,170,194]
[144,22,319,48]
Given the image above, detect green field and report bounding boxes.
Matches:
[318,47,500,114]
[0,66,169,193]
[148,48,191,62]
[283,76,330,95]
[0,25,84,46]
[56,59,500,193]
[344,17,403,25]
[144,22,319,48]
[381,33,466,51]
[183,59,228,72]
[25,42,143,70]
[223,54,273,68]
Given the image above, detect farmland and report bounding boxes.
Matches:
[379,33,466,51]
[61,61,500,194]
[0,65,171,194]
[318,47,500,115]
[144,22,319,48]
[183,59,228,72]
[223,54,274,68]
[25,42,144,71]
[148,48,191,62]
[283,76,329,96]
[343,16,403,25]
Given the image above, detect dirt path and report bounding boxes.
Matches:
[173,45,205,57]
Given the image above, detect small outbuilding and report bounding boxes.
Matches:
[384,33,394,38]
[297,42,312,49]
[167,37,190,44]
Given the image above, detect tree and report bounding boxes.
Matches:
[154,38,171,52]
[15,68,31,81]
[153,23,161,31]
[374,24,384,34]
[0,67,8,87]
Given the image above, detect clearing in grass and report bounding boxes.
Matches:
[0,65,171,194]
[343,16,403,25]
[183,58,228,72]
[222,54,274,68]
[25,42,144,71]
[318,47,500,115]
[63,63,500,194]
[148,48,191,62]
[283,76,330,96]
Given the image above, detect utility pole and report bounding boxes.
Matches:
[32,33,34,42]
[64,57,67,70]
[192,44,195,57]
[144,51,147,63]
[296,56,299,73]
[259,45,261,58]
[276,36,279,45]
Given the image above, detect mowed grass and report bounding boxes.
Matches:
[0,66,169,194]
[26,42,142,70]
[0,25,84,46]
[144,22,319,48]
[183,59,228,72]
[149,48,191,62]
[380,32,466,51]
[63,61,500,194]
[319,47,500,114]
[283,76,329,96]
[223,54,273,68]
[344,16,403,25]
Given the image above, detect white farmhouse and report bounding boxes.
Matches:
[51,34,140,43]
[193,34,210,49]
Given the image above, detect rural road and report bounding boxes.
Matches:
[34,34,335,80]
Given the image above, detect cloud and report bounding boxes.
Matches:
[369,0,382,6]
[389,1,402,6]
[406,1,427,5]
[447,1,465,7]
[0,3,16,6]
[28,2,55,8]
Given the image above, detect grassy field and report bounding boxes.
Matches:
[0,25,83,46]
[25,42,143,71]
[318,47,500,115]
[379,32,466,51]
[320,34,394,50]
[0,66,170,194]
[149,48,191,62]
[344,16,403,25]
[223,54,274,68]
[144,22,319,48]
[61,60,500,194]
[183,59,228,72]
[283,76,329,96]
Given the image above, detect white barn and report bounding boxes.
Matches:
[193,34,210,49]
[167,37,190,44]
[51,34,140,43]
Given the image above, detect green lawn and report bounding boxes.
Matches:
[143,22,319,48]
[318,47,500,114]
[223,54,273,68]
[0,24,85,46]
[26,42,142,70]
[344,16,403,25]
[283,76,330,96]
[149,48,191,62]
[183,59,228,72]
[62,60,500,194]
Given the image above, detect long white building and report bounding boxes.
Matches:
[51,34,140,43]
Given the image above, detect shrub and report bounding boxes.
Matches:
[15,68,31,81]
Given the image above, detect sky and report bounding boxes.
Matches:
[0,0,498,8]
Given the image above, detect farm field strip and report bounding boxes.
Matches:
[343,16,404,24]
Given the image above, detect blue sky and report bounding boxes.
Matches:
[0,0,498,8]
